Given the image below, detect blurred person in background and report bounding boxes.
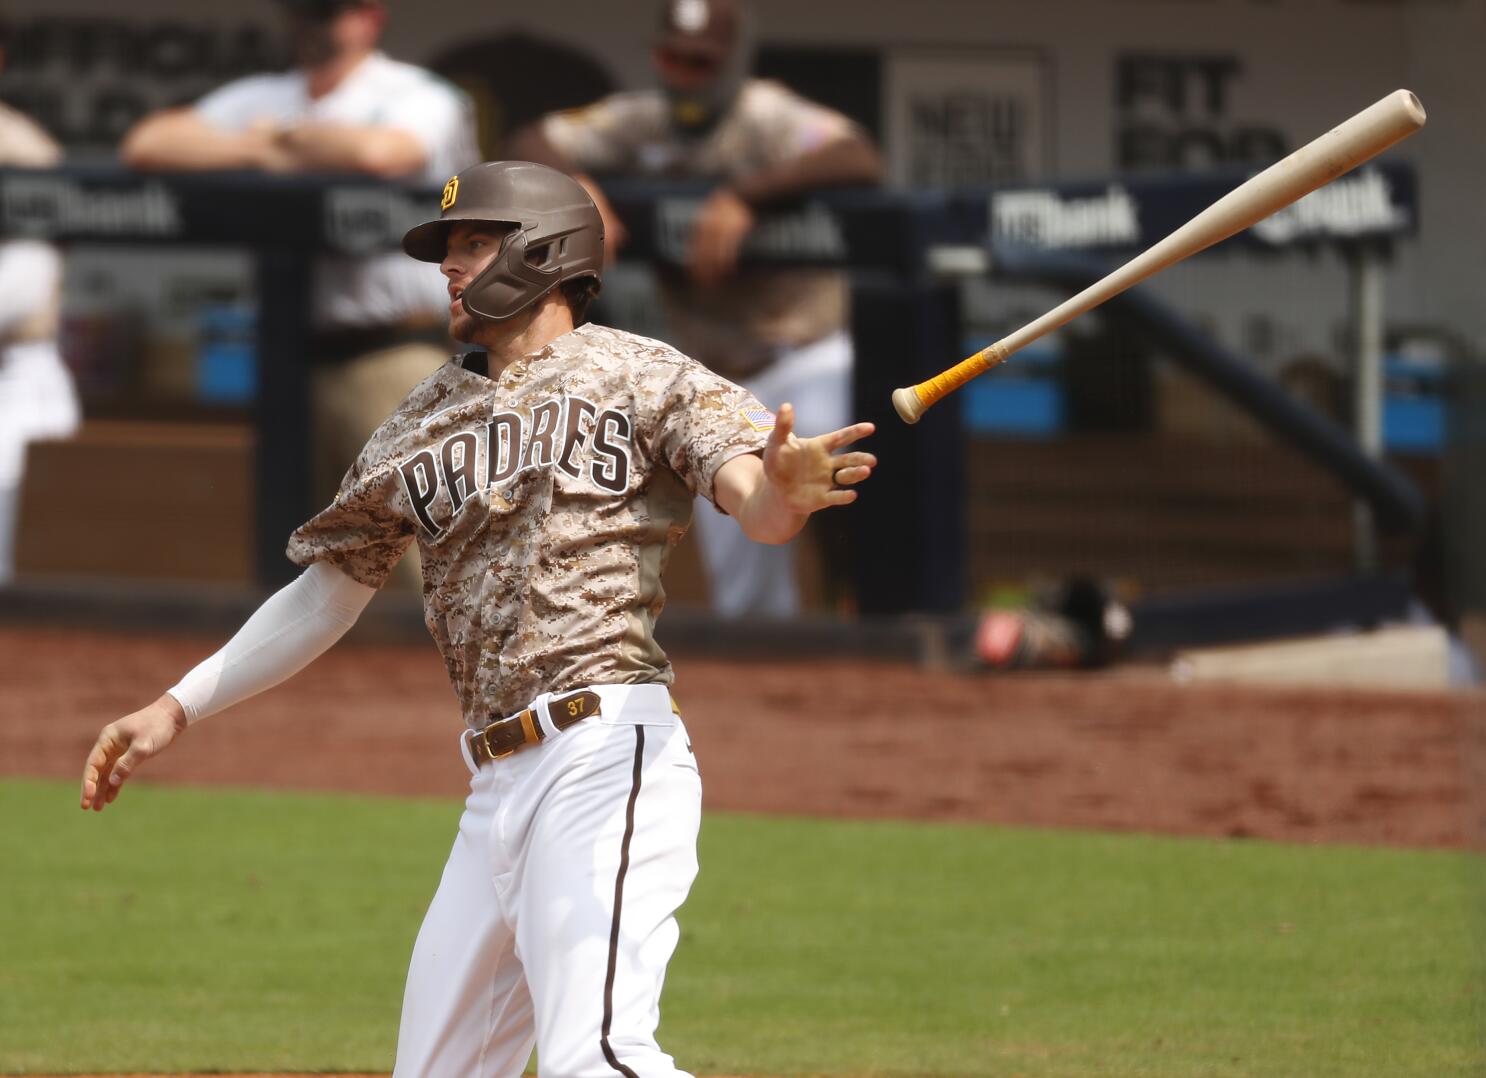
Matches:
[510,0,882,619]
[0,9,79,585]
[121,0,478,586]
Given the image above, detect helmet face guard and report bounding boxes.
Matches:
[402,161,604,323]
[461,224,557,322]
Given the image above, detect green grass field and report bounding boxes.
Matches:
[0,778,1481,1077]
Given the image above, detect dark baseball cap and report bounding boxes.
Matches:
[274,0,380,18]
[656,0,740,59]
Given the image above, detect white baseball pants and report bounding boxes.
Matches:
[692,329,853,618]
[393,684,701,1078]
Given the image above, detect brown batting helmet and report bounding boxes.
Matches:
[402,160,604,322]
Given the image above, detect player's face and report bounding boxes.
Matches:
[441,222,512,343]
[653,44,723,93]
[283,3,384,68]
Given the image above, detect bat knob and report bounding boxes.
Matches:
[892,387,925,425]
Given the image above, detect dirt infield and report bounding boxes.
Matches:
[3,625,1482,848]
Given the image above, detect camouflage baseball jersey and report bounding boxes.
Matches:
[286,323,773,724]
[542,79,855,376]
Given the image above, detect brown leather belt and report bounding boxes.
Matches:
[467,690,602,766]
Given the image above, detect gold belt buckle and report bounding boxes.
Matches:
[480,708,540,762]
[482,720,516,762]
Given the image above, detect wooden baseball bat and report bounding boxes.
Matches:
[892,88,1427,424]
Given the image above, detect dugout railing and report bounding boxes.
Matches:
[0,164,1427,619]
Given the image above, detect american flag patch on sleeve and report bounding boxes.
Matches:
[738,406,776,432]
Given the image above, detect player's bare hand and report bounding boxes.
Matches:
[243,121,297,172]
[762,402,876,515]
[687,187,754,286]
[80,694,187,812]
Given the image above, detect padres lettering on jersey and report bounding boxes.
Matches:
[397,396,634,538]
[287,324,772,722]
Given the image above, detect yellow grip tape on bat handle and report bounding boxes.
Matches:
[914,343,1008,408]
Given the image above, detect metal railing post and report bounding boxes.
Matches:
[253,248,314,588]
[1349,243,1386,573]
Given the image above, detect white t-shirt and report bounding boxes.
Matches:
[196,52,480,330]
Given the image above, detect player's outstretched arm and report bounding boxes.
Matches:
[78,562,375,812]
[714,402,875,546]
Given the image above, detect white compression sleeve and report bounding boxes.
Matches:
[166,561,376,725]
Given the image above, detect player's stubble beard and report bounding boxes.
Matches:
[448,301,481,346]
[450,300,538,353]
[449,290,577,383]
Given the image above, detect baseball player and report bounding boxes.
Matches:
[510,0,883,618]
[0,9,78,584]
[121,0,479,586]
[79,161,876,1077]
